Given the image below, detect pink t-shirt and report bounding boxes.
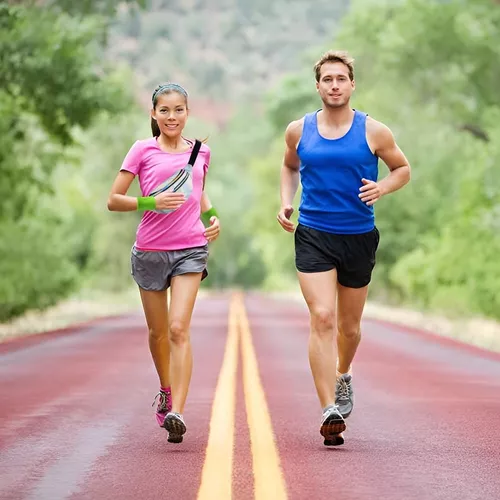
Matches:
[120,137,210,251]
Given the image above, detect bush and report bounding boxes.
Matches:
[0,219,79,321]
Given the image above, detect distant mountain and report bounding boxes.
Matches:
[108,0,350,121]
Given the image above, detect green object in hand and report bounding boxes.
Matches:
[201,207,218,226]
[137,197,156,211]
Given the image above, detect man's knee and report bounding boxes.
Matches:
[310,307,336,336]
[337,319,361,340]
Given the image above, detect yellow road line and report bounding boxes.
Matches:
[197,294,239,500]
[237,293,288,500]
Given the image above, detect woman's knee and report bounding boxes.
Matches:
[168,320,189,345]
[149,326,168,342]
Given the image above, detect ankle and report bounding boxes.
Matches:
[336,365,352,379]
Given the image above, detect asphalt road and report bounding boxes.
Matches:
[1,292,499,500]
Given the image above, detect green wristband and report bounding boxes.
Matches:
[201,207,218,226]
[137,196,156,211]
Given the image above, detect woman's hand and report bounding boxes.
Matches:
[154,192,186,211]
[204,216,220,243]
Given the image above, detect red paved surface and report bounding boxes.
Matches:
[1,292,500,500]
[245,293,500,500]
[0,294,230,500]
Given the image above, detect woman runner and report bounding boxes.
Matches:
[107,83,220,443]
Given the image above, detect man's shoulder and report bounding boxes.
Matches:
[284,118,304,149]
[365,115,393,138]
[285,115,307,139]
[286,117,305,131]
[286,108,319,129]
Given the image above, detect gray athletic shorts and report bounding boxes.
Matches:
[130,245,209,291]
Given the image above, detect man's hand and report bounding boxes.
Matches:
[359,178,384,206]
[277,205,295,232]
[204,216,220,243]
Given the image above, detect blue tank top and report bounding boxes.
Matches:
[297,109,378,234]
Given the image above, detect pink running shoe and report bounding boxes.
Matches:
[152,389,172,427]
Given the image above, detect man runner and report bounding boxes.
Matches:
[277,50,411,446]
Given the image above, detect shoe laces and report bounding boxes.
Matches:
[336,377,352,402]
[152,390,171,412]
[323,404,341,416]
[322,404,342,421]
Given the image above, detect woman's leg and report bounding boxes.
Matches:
[139,288,171,389]
[168,272,203,415]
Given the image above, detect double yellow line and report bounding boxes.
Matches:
[197,293,287,500]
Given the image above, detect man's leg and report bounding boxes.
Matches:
[336,284,368,374]
[298,269,346,443]
[335,284,369,418]
[298,269,339,409]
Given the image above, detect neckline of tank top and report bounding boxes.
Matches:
[153,136,194,155]
[313,108,359,142]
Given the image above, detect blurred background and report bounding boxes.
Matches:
[1,0,499,342]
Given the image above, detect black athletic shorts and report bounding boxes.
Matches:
[294,223,380,288]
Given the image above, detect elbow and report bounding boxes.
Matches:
[397,164,411,187]
[107,196,115,211]
[282,163,300,174]
[405,164,411,185]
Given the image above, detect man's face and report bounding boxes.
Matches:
[316,62,355,109]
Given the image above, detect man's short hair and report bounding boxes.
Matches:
[314,50,355,82]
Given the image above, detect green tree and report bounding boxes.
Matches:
[247,0,500,320]
[0,4,136,220]
[0,1,142,320]
[336,0,500,313]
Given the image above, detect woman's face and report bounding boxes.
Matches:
[151,91,189,138]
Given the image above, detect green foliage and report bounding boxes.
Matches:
[338,0,500,131]
[0,1,142,321]
[266,73,319,134]
[333,0,500,317]
[45,0,146,17]
[0,218,79,321]
[77,109,147,292]
[246,139,298,289]
[206,230,268,289]
[4,0,500,324]
[389,117,500,318]
[247,0,500,319]
[0,101,62,221]
[0,3,136,222]
[198,104,273,289]
[0,5,128,144]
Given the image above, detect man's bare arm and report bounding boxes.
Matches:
[361,119,411,206]
[278,119,303,232]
